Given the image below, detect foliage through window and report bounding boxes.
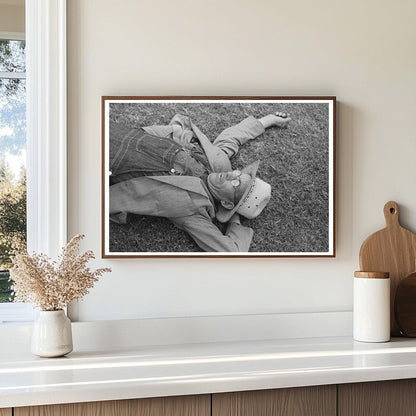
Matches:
[0,38,27,303]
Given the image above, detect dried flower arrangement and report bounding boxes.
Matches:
[10,234,111,311]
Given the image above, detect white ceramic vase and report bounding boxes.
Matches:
[31,310,73,357]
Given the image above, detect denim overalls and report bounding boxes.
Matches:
[109,121,209,184]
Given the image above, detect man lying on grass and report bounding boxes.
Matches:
[109,112,291,252]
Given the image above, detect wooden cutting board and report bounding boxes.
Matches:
[359,201,416,336]
[395,272,416,337]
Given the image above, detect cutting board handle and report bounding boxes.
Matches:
[384,201,400,228]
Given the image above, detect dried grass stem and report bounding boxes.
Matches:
[10,234,111,310]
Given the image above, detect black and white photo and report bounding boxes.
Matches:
[102,97,335,257]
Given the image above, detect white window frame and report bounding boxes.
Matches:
[0,0,67,323]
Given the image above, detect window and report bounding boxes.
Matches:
[0,34,26,305]
[0,0,67,324]
[0,32,34,322]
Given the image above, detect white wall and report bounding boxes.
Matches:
[67,0,416,322]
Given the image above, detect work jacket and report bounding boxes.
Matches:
[110,175,253,252]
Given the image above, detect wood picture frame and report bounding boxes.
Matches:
[102,96,336,258]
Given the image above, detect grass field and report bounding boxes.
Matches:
[108,101,331,253]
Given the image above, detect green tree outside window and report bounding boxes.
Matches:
[0,38,27,302]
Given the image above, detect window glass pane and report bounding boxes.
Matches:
[0,270,12,302]
[0,78,26,154]
[0,75,26,303]
[0,40,26,73]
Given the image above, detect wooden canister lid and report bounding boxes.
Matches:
[354,271,389,278]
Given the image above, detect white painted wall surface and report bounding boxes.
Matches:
[67,0,416,322]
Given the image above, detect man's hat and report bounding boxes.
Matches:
[216,160,272,223]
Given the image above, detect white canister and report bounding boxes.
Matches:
[353,271,390,342]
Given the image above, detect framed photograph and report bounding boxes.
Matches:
[102,96,336,258]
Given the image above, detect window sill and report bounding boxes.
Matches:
[0,303,36,324]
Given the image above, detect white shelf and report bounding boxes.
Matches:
[2,335,416,408]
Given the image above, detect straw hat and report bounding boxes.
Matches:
[216,160,272,223]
